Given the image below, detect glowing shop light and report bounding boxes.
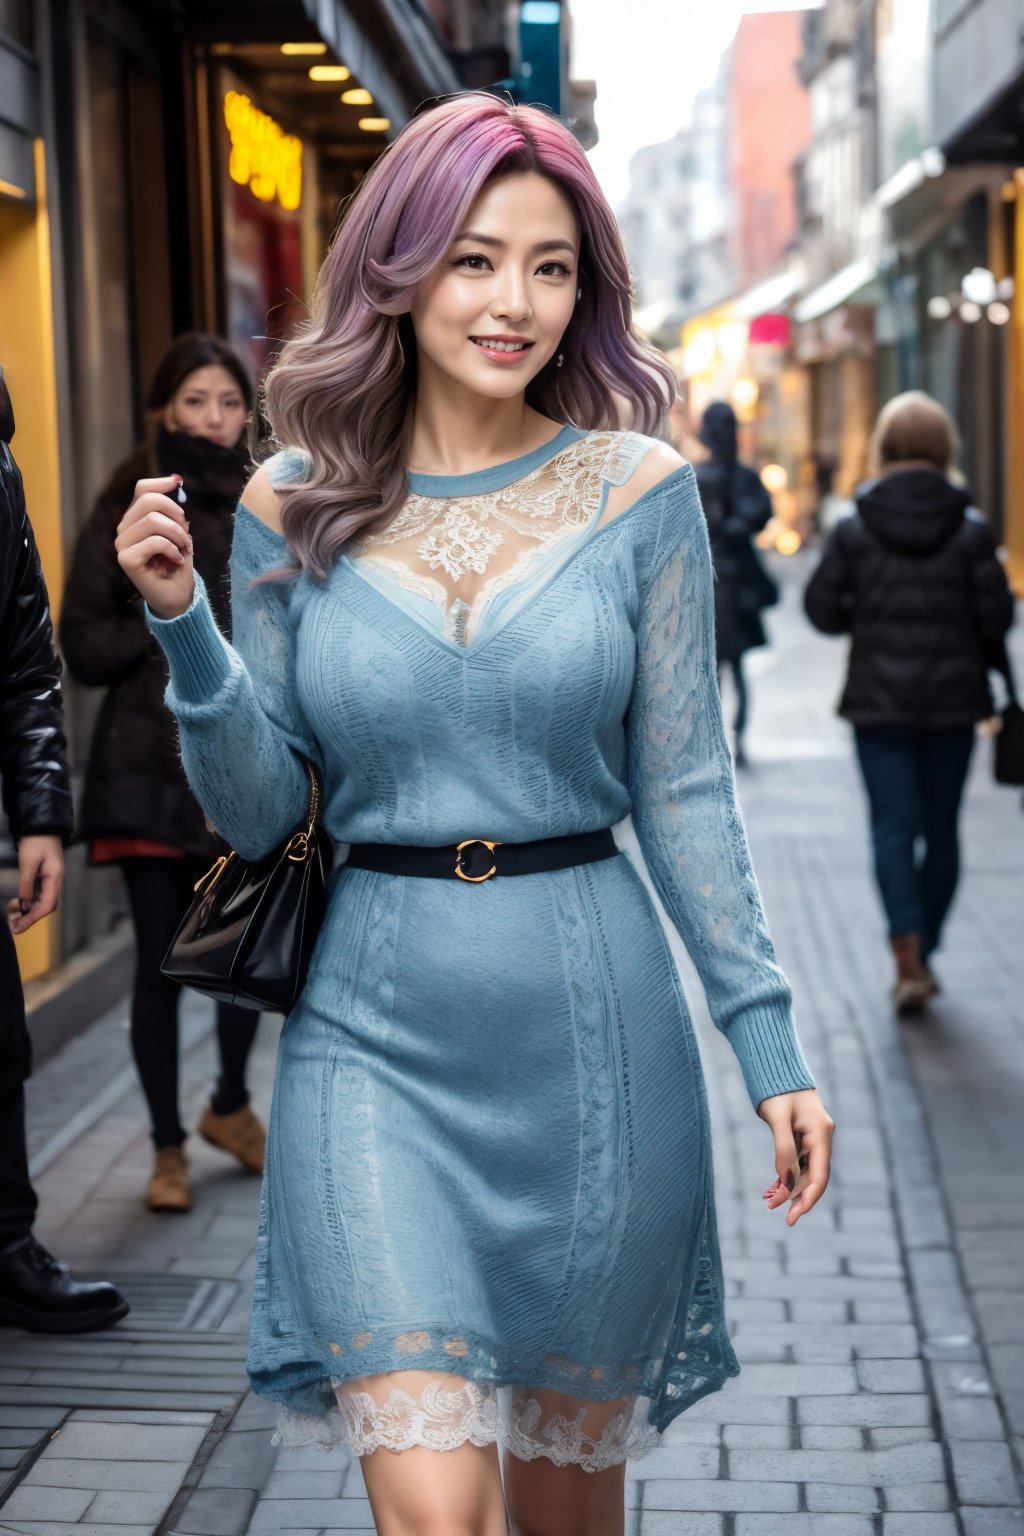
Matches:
[959,300,982,323]
[280,42,327,55]
[926,295,952,320]
[775,527,802,556]
[717,320,748,368]
[341,88,374,106]
[730,376,759,415]
[961,267,997,306]
[987,302,1011,326]
[358,118,391,133]
[761,463,788,495]
[223,91,302,211]
[682,329,716,377]
[309,65,351,81]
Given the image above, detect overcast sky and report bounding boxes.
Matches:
[571,0,822,208]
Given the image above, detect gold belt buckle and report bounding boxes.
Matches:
[454,839,502,882]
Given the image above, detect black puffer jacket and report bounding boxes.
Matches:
[60,428,247,858]
[805,467,1015,729]
[0,373,73,847]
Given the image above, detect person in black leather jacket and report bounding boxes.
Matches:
[805,390,1015,1014]
[0,367,128,1333]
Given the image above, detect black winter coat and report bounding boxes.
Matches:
[60,429,247,858]
[804,467,1015,730]
[694,458,777,661]
[0,374,73,847]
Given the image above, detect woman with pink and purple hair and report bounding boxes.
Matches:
[116,92,833,1535]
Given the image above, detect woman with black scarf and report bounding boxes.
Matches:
[61,334,264,1213]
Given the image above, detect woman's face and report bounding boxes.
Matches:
[410,171,581,401]
[163,364,248,447]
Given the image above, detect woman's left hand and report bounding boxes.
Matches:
[758,1089,834,1226]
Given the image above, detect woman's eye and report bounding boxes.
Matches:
[538,261,571,278]
[455,254,490,270]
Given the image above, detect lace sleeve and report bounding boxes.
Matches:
[626,475,814,1109]
[147,514,316,861]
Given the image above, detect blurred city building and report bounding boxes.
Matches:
[0,0,591,1030]
[624,0,1024,573]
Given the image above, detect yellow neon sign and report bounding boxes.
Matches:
[223,90,302,211]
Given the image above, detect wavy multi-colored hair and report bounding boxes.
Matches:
[262,91,677,578]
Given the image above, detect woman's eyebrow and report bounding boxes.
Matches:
[455,231,577,255]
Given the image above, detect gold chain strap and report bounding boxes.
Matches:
[286,759,320,863]
[194,759,321,888]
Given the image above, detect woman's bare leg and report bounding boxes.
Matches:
[503,1389,630,1536]
[340,1371,507,1536]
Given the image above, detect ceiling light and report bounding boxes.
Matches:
[280,42,327,55]
[959,300,982,323]
[358,117,391,132]
[926,296,952,320]
[987,302,1011,326]
[961,267,997,305]
[309,64,350,81]
[342,88,374,106]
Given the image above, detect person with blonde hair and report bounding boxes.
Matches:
[113,94,832,1535]
[806,390,1014,1013]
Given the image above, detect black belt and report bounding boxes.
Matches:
[346,829,618,883]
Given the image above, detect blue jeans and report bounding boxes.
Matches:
[854,726,975,958]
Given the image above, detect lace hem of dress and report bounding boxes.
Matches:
[271,1382,660,1472]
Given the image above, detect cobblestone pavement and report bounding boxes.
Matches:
[1,554,1022,1536]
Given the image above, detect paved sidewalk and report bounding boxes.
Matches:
[1,553,1022,1535]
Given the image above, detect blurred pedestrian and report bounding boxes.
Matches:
[0,368,128,1332]
[114,93,832,1533]
[694,402,778,766]
[60,334,265,1213]
[805,390,1015,1014]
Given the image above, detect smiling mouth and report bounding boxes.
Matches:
[470,337,534,354]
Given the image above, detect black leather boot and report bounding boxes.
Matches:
[0,1235,130,1333]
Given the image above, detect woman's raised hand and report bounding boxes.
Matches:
[115,474,195,619]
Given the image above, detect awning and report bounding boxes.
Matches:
[303,0,460,129]
[794,259,879,324]
[734,263,805,320]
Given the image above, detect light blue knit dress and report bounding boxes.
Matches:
[149,427,814,1468]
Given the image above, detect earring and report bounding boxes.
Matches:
[556,353,565,369]
[576,288,582,301]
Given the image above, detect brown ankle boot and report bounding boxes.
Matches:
[198,1104,265,1174]
[146,1146,191,1212]
[891,934,933,1016]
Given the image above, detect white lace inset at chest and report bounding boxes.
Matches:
[349,431,652,646]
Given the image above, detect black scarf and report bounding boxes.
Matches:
[155,424,250,514]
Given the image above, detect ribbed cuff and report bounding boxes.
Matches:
[727,1001,816,1110]
[146,574,232,704]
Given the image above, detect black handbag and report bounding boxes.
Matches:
[161,761,333,1011]
[994,650,1024,787]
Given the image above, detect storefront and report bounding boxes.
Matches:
[679,272,815,542]
[0,8,68,985]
